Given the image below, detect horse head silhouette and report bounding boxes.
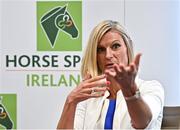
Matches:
[40,4,79,48]
[0,97,13,129]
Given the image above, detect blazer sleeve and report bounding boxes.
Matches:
[74,100,87,129]
[140,80,165,130]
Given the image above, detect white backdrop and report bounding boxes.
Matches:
[0,0,180,129]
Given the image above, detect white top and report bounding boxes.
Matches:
[74,78,164,129]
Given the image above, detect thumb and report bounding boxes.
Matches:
[133,53,142,70]
[83,71,92,81]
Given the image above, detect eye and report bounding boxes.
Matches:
[111,43,121,50]
[97,47,106,53]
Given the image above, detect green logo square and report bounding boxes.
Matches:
[37,1,82,51]
[0,94,17,129]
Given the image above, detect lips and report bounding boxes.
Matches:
[105,63,114,68]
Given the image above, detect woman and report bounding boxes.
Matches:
[57,20,164,129]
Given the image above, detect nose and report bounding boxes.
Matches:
[105,48,113,59]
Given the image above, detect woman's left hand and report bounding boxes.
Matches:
[105,53,142,97]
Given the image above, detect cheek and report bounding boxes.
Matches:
[115,50,128,65]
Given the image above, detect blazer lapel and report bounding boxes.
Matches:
[84,91,110,129]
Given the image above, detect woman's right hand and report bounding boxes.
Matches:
[66,74,109,105]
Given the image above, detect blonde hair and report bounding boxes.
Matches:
[81,20,134,78]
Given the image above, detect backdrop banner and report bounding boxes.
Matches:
[0,0,179,129]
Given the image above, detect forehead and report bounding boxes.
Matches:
[98,30,124,46]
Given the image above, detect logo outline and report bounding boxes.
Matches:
[39,3,79,49]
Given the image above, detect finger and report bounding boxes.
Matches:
[133,53,142,70]
[119,64,126,73]
[114,63,121,72]
[113,64,121,75]
[88,89,107,98]
[85,92,105,98]
[105,69,116,77]
[82,87,108,94]
[94,87,109,92]
[83,71,92,81]
[129,63,136,73]
[90,92,105,98]
[86,74,106,83]
[85,78,108,88]
[75,92,104,101]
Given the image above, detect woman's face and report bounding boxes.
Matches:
[97,30,128,73]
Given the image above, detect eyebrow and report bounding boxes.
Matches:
[112,40,121,44]
[97,45,104,48]
[98,40,121,47]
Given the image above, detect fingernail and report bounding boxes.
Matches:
[106,81,111,85]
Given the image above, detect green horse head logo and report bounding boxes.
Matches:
[0,97,13,129]
[40,4,79,48]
